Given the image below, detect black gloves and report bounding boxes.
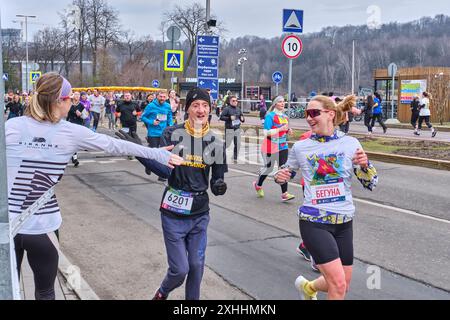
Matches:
[211,179,227,196]
[114,130,142,145]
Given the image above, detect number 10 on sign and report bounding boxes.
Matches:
[282,35,303,59]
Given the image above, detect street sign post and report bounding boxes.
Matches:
[197,35,220,100]
[282,9,304,33]
[272,71,283,96]
[281,34,303,118]
[164,50,184,72]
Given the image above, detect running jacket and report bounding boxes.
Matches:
[137,123,228,218]
[141,100,173,137]
[6,116,172,235]
[286,131,378,224]
[262,110,289,153]
[419,97,431,117]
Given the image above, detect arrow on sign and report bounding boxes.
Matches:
[199,59,205,65]
[199,37,205,43]
[199,80,205,86]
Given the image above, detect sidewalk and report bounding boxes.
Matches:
[20,255,79,300]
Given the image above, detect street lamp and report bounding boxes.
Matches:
[238,49,247,112]
[15,14,36,93]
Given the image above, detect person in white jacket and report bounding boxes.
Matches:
[5,72,183,300]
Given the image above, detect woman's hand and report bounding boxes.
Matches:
[274,168,291,184]
[162,145,184,169]
[352,148,368,169]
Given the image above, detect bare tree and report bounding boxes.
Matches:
[58,10,79,78]
[33,28,61,72]
[164,2,226,77]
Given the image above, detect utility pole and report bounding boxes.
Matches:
[351,39,355,95]
[16,14,36,93]
[0,11,20,300]
[205,0,211,34]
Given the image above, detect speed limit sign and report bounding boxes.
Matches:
[281,35,303,59]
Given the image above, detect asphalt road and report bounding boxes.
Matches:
[57,140,450,300]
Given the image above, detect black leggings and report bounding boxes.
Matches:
[147,136,161,148]
[370,114,386,132]
[299,220,353,266]
[257,149,289,193]
[417,116,433,130]
[14,232,59,300]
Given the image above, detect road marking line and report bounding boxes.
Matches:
[228,167,450,225]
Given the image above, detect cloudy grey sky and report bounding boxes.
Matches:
[2,0,449,40]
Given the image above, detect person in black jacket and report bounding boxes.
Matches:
[116,92,138,134]
[6,94,23,120]
[410,95,420,130]
[220,95,245,162]
[66,91,86,167]
[116,87,228,300]
[361,94,374,134]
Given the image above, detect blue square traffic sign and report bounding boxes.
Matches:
[283,9,303,33]
[197,57,219,68]
[198,78,219,100]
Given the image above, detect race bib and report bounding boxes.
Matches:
[311,179,346,205]
[157,114,167,121]
[161,188,194,215]
[232,119,241,127]
[121,127,130,133]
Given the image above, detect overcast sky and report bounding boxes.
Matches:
[2,0,450,41]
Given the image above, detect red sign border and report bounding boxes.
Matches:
[281,35,303,59]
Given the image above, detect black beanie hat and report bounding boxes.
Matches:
[185,87,211,112]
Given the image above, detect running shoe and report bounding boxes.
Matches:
[73,160,80,168]
[253,181,264,198]
[152,289,167,300]
[414,131,420,136]
[383,127,387,134]
[158,177,167,182]
[145,168,152,176]
[296,242,311,261]
[432,130,437,138]
[294,276,318,300]
[282,192,295,202]
[310,257,320,273]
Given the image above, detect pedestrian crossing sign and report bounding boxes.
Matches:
[30,71,42,84]
[164,50,184,72]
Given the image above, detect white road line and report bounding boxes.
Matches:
[228,167,450,225]
[79,160,96,164]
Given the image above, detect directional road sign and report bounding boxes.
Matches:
[2,73,8,81]
[197,35,220,100]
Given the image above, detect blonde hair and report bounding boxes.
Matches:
[25,72,64,123]
[310,95,356,126]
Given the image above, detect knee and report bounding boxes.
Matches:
[170,265,189,281]
[328,276,347,296]
[188,259,205,273]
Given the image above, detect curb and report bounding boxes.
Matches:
[58,250,100,300]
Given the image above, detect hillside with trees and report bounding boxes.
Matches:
[2,0,449,95]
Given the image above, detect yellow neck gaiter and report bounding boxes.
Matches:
[184,120,210,138]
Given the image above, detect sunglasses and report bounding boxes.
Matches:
[306,109,331,118]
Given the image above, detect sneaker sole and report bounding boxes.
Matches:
[282,197,295,202]
[253,182,264,198]
[295,247,311,261]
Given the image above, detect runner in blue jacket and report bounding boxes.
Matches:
[141,91,173,147]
